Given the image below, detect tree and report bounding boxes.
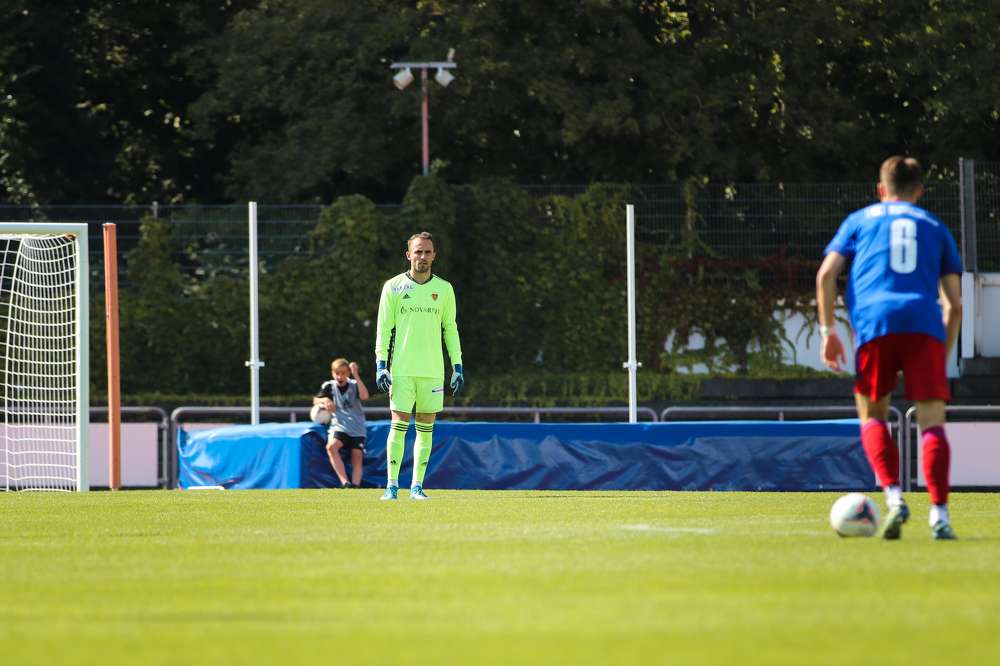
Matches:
[186,1,428,202]
[5,1,1000,204]
[0,1,248,204]
[256,194,390,393]
[186,1,698,200]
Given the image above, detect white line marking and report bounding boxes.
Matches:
[622,523,719,535]
[622,524,830,537]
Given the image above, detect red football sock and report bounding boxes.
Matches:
[860,419,899,487]
[921,426,951,506]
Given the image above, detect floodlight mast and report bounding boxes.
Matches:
[390,58,457,176]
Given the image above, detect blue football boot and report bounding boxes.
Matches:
[932,521,957,540]
[879,501,910,540]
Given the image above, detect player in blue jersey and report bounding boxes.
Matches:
[816,156,963,540]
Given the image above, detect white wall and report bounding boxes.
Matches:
[670,308,959,378]
[88,423,161,487]
[977,274,1000,357]
[777,310,960,378]
[1,422,161,489]
[918,422,1000,487]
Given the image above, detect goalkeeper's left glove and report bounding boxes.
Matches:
[450,364,464,396]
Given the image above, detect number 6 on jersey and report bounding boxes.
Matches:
[890,217,917,274]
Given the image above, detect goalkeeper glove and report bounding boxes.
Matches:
[375,360,392,393]
[450,364,464,396]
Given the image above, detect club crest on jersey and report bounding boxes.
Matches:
[432,293,438,300]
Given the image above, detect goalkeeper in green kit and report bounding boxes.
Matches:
[374,231,463,500]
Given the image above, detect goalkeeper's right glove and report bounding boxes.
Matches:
[375,360,392,393]
[450,363,464,396]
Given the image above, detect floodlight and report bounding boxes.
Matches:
[434,67,454,88]
[393,68,414,90]
[389,55,458,176]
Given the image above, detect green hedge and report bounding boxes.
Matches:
[109,367,833,411]
[116,371,703,410]
[96,176,816,399]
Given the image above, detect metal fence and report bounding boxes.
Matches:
[528,180,961,256]
[2,167,994,292]
[0,203,396,287]
[90,406,170,488]
[496,181,959,300]
[961,159,1000,272]
[0,179,968,286]
[903,405,1000,492]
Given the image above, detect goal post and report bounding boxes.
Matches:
[0,223,89,491]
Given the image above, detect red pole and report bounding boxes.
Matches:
[421,67,430,176]
[103,224,121,490]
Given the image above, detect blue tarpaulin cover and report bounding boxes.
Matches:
[177,419,874,491]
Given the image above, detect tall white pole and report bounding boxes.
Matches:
[623,204,640,423]
[75,227,90,490]
[247,202,263,425]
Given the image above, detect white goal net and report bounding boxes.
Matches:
[0,224,89,491]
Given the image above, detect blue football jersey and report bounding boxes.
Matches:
[824,201,962,348]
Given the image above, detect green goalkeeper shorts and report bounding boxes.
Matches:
[389,376,445,414]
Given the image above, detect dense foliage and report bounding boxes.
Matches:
[3,1,999,204]
[97,176,814,401]
[6,2,992,403]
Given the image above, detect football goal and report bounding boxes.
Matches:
[0,223,89,491]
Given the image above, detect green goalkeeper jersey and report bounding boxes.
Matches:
[375,272,462,379]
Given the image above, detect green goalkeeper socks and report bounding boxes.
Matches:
[412,421,434,486]
[387,419,408,485]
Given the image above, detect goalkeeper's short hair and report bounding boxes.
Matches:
[407,231,434,248]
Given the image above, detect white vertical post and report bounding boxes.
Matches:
[961,272,976,359]
[75,228,90,491]
[623,204,640,423]
[247,202,263,425]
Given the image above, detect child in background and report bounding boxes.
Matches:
[313,358,370,488]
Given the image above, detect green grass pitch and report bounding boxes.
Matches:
[2,490,999,665]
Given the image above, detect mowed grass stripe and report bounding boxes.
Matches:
[1,490,998,665]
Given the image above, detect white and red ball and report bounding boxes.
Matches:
[829,493,880,537]
[309,404,332,425]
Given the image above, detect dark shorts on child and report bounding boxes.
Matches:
[330,432,366,452]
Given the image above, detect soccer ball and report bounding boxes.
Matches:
[309,404,331,425]
[829,493,880,537]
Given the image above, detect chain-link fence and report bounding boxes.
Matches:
[969,161,1000,271]
[0,176,984,393]
[0,177,975,293]
[527,180,961,293]
[0,204,402,288]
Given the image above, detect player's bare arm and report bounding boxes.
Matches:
[939,273,963,356]
[313,395,335,411]
[816,251,847,372]
[350,361,370,400]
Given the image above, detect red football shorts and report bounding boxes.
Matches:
[854,333,950,401]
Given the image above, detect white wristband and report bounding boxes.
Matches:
[820,325,833,337]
